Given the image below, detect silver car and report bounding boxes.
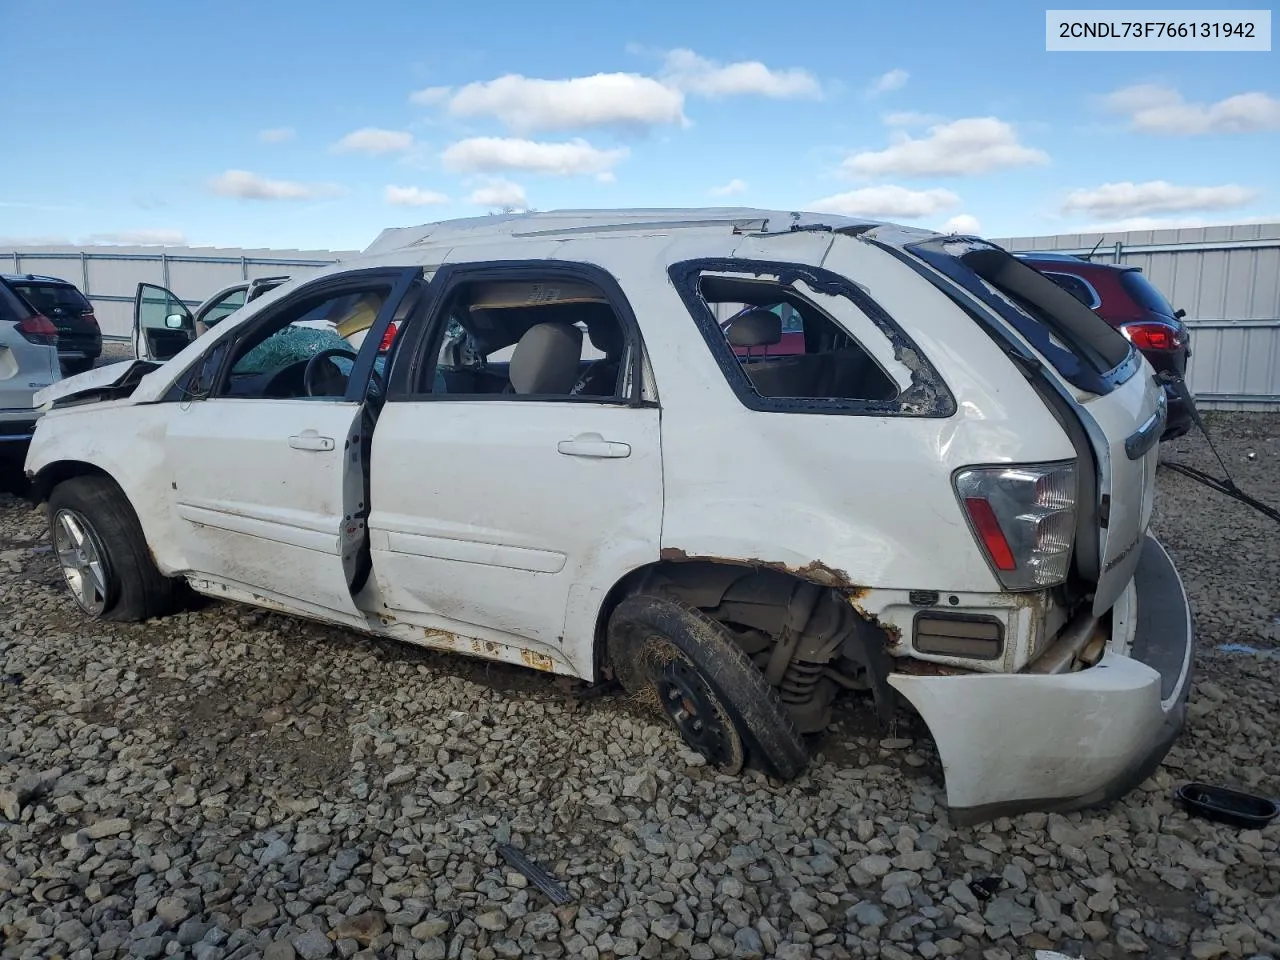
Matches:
[1,276,61,456]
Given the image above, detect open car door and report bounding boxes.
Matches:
[133,283,196,361]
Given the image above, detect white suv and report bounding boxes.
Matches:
[23,209,1192,822]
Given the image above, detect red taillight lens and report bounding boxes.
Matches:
[962,497,1017,570]
[82,311,100,328]
[16,314,59,346]
[379,322,398,353]
[1121,321,1183,351]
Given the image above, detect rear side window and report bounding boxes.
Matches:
[0,279,35,323]
[11,281,90,316]
[905,238,1135,396]
[1118,271,1176,318]
[670,258,954,417]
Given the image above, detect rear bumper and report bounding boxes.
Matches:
[889,535,1193,824]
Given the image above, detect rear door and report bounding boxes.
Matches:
[133,283,196,361]
[894,235,1161,614]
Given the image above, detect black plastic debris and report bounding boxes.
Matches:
[1174,782,1279,829]
[968,876,1001,901]
[497,843,572,905]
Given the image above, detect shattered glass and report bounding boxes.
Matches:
[235,326,349,375]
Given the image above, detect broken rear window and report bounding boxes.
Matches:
[669,258,954,418]
[904,238,1135,396]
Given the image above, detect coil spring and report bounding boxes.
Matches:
[778,660,824,705]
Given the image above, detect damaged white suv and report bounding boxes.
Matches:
[24,209,1192,822]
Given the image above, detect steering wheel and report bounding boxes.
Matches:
[303,347,385,398]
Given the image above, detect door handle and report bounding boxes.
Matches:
[557,432,630,459]
[289,431,335,452]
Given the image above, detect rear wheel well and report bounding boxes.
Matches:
[593,558,895,733]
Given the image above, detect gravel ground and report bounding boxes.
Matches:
[1,414,1278,960]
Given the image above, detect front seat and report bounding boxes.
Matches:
[508,322,583,395]
[571,312,625,396]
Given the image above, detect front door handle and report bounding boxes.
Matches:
[289,430,335,452]
[557,432,630,459]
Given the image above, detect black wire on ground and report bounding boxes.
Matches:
[1155,373,1280,526]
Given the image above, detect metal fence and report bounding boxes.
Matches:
[3,246,351,342]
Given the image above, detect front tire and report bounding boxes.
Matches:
[607,595,810,780]
[47,475,181,621]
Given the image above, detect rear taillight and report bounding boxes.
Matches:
[16,314,59,346]
[82,311,100,329]
[379,321,398,352]
[1120,320,1184,351]
[955,462,1077,590]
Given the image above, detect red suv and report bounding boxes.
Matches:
[1015,254,1193,440]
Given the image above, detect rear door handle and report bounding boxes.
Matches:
[557,432,630,459]
[289,430,335,452]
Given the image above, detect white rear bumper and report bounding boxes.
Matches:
[889,536,1193,823]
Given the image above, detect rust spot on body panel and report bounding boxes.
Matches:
[521,649,556,672]
[658,547,868,598]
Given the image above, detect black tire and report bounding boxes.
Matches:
[61,357,95,376]
[47,475,182,622]
[607,594,810,780]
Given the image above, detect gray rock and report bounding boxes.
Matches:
[84,817,131,839]
[155,895,191,928]
[733,926,764,959]
[243,901,278,927]
[650,916,679,941]
[848,901,888,928]
[883,884,914,910]
[475,909,508,932]
[264,944,298,960]
[291,928,334,960]
[856,854,893,878]
[983,896,1035,928]
[382,766,416,788]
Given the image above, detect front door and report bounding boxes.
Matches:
[164,267,421,625]
[133,283,196,361]
[368,263,663,673]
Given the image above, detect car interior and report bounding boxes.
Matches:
[418,279,628,399]
[698,275,900,402]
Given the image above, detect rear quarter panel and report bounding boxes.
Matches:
[576,233,1078,594]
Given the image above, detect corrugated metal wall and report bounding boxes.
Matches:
[2,244,356,340]
[993,222,1280,409]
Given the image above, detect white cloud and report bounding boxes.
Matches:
[258,127,295,143]
[445,73,686,133]
[843,117,1049,178]
[409,86,452,106]
[1061,180,1259,218]
[331,128,415,155]
[208,170,341,201]
[939,213,981,235]
[807,185,960,219]
[468,178,528,209]
[866,68,908,97]
[1102,84,1280,135]
[883,110,943,127]
[384,185,450,207]
[85,229,187,245]
[441,137,627,176]
[710,178,748,197]
[660,49,821,99]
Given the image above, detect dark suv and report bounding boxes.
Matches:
[1015,253,1193,440]
[2,273,102,375]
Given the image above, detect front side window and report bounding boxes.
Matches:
[215,286,392,400]
[671,259,954,417]
[202,288,248,328]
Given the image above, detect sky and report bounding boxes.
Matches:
[1,0,1277,251]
